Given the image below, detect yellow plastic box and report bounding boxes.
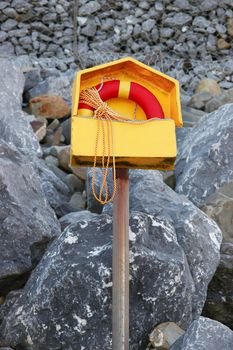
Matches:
[71,57,182,170]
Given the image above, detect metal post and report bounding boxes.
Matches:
[112,168,129,350]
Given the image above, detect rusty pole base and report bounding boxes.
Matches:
[112,168,129,350]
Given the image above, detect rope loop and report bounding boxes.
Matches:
[79,86,151,205]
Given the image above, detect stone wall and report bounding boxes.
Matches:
[0,0,232,61]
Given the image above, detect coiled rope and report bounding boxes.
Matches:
[79,87,152,204]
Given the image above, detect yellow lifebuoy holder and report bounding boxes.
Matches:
[71,57,182,171]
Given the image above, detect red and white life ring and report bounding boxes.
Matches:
[78,80,164,119]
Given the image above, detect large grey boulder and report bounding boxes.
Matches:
[175,104,233,209]
[0,172,222,349]
[203,242,233,329]
[171,317,233,350]
[175,104,233,333]
[90,169,221,320]
[0,212,210,349]
[0,141,60,295]
[0,58,40,158]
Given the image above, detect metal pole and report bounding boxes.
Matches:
[112,168,129,350]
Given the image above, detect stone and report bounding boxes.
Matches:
[36,159,73,218]
[205,88,233,113]
[170,317,233,350]
[142,19,155,32]
[45,155,59,167]
[203,243,233,329]
[79,1,101,16]
[148,322,184,349]
[0,31,7,42]
[195,78,221,96]
[175,104,233,207]
[217,38,231,50]
[25,71,73,105]
[65,174,84,193]
[201,183,233,243]
[0,290,21,324]
[30,119,47,141]
[60,117,71,144]
[163,13,192,27]
[0,59,41,158]
[193,16,211,28]
[160,28,174,38]
[181,106,206,126]
[227,18,233,37]
[0,42,14,55]
[69,192,86,210]
[52,145,70,171]
[1,19,17,31]
[59,210,97,231]
[71,166,87,181]
[82,20,97,37]
[29,95,70,119]
[0,204,221,349]
[0,141,60,295]
[188,92,213,110]
[23,68,41,92]
[174,0,191,10]
[0,2,8,10]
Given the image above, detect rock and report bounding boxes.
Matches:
[65,174,84,193]
[45,155,59,167]
[82,20,97,37]
[0,141,60,295]
[79,1,101,16]
[23,68,41,93]
[0,31,8,42]
[181,106,206,126]
[44,126,63,146]
[54,145,70,171]
[71,166,87,181]
[0,58,41,158]
[47,119,60,132]
[69,192,86,210]
[36,159,74,218]
[163,13,192,27]
[217,38,231,50]
[59,210,98,231]
[0,204,221,349]
[203,243,233,329]
[0,290,21,324]
[205,88,233,113]
[1,19,17,31]
[175,104,233,208]
[195,78,221,96]
[142,19,155,32]
[30,119,47,141]
[170,317,233,350]
[227,18,233,37]
[148,322,184,349]
[201,183,233,243]
[188,91,213,110]
[25,70,74,105]
[60,117,71,144]
[29,95,70,119]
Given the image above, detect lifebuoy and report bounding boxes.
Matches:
[78,80,164,119]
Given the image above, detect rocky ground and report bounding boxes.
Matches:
[0,54,232,349]
[0,2,233,349]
